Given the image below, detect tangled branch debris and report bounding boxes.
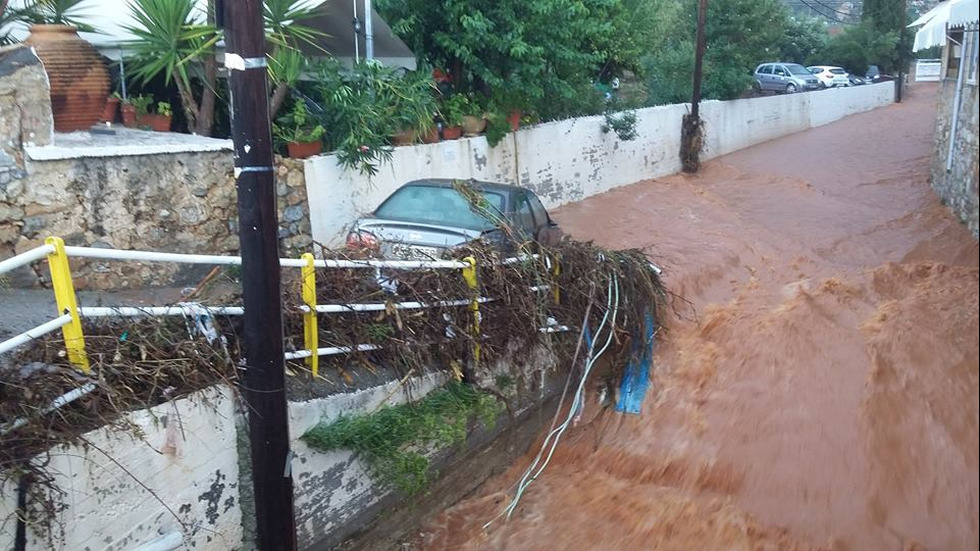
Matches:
[1,181,670,536]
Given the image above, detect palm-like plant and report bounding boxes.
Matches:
[264,0,326,117]
[123,0,219,135]
[19,0,95,30]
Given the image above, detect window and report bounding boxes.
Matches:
[513,194,536,235]
[374,185,504,230]
[774,66,787,76]
[527,193,550,227]
[760,65,773,74]
[946,29,964,79]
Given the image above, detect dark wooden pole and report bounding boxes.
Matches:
[690,0,708,121]
[222,1,297,549]
[896,0,907,103]
[681,0,708,173]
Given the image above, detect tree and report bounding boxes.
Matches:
[124,0,321,136]
[376,0,636,120]
[779,16,829,65]
[861,0,912,73]
[815,20,899,75]
[124,0,219,136]
[644,0,791,104]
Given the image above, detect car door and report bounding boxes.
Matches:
[757,64,772,90]
[512,191,537,242]
[526,192,563,246]
[772,64,788,88]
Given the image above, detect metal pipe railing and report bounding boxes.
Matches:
[2,239,568,374]
[0,313,73,356]
[79,306,246,317]
[0,244,55,274]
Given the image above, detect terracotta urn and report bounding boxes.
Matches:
[24,24,111,132]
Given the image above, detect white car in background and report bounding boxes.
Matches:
[807,66,850,88]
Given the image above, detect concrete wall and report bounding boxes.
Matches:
[931,68,979,238]
[305,82,895,246]
[1,352,559,550]
[0,386,243,551]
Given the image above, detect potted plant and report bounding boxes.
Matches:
[440,94,467,140]
[460,93,487,137]
[120,97,137,127]
[490,89,526,131]
[128,94,154,129]
[388,68,438,146]
[275,101,325,159]
[100,92,120,123]
[143,101,172,132]
[21,0,109,131]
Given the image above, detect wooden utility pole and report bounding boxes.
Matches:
[897,0,907,103]
[222,1,297,549]
[681,0,708,173]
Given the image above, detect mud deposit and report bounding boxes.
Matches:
[415,84,979,550]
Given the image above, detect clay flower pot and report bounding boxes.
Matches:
[140,113,172,132]
[101,96,119,123]
[506,110,521,131]
[461,115,487,136]
[121,104,137,127]
[420,127,440,144]
[442,125,463,140]
[391,128,416,146]
[287,140,322,159]
[24,24,110,132]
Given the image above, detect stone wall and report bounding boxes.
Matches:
[1,41,312,289]
[1,148,310,289]
[931,77,979,238]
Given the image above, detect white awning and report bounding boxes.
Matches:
[4,0,416,68]
[910,0,980,51]
[949,0,980,28]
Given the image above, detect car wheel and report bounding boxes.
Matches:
[752,80,761,93]
[785,83,798,93]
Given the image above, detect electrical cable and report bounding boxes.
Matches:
[484,272,621,529]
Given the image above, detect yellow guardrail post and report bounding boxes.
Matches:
[301,253,319,378]
[45,236,89,373]
[461,256,481,364]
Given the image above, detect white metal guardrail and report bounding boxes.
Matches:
[2,237,563,378]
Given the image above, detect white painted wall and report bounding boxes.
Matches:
[304,82,895,246]
[0,386,243,551]
[0,374,453,551]
[807,81,896,127]
[288,372,448,548]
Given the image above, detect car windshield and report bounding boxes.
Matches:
[374,185,505,230]
[808,67,823,73]
[830,68,847,74]
[786,64,812,75]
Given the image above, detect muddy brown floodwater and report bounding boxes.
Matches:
[413,83,979,550]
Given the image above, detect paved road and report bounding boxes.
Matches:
[418,83,979,549]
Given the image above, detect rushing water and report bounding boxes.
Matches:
[414,84,979,550]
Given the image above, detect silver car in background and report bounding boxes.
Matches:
[754,62,821,93]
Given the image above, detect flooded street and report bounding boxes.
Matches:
[416,84,979,550]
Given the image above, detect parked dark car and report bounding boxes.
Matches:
[346,179,562,259]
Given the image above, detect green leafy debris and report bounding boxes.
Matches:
[302,381,503,494]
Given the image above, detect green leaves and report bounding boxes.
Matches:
[122,0,217,89]
[18,0,97,30]
[302,382,503,494]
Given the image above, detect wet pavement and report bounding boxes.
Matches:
[415,83,979,549]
